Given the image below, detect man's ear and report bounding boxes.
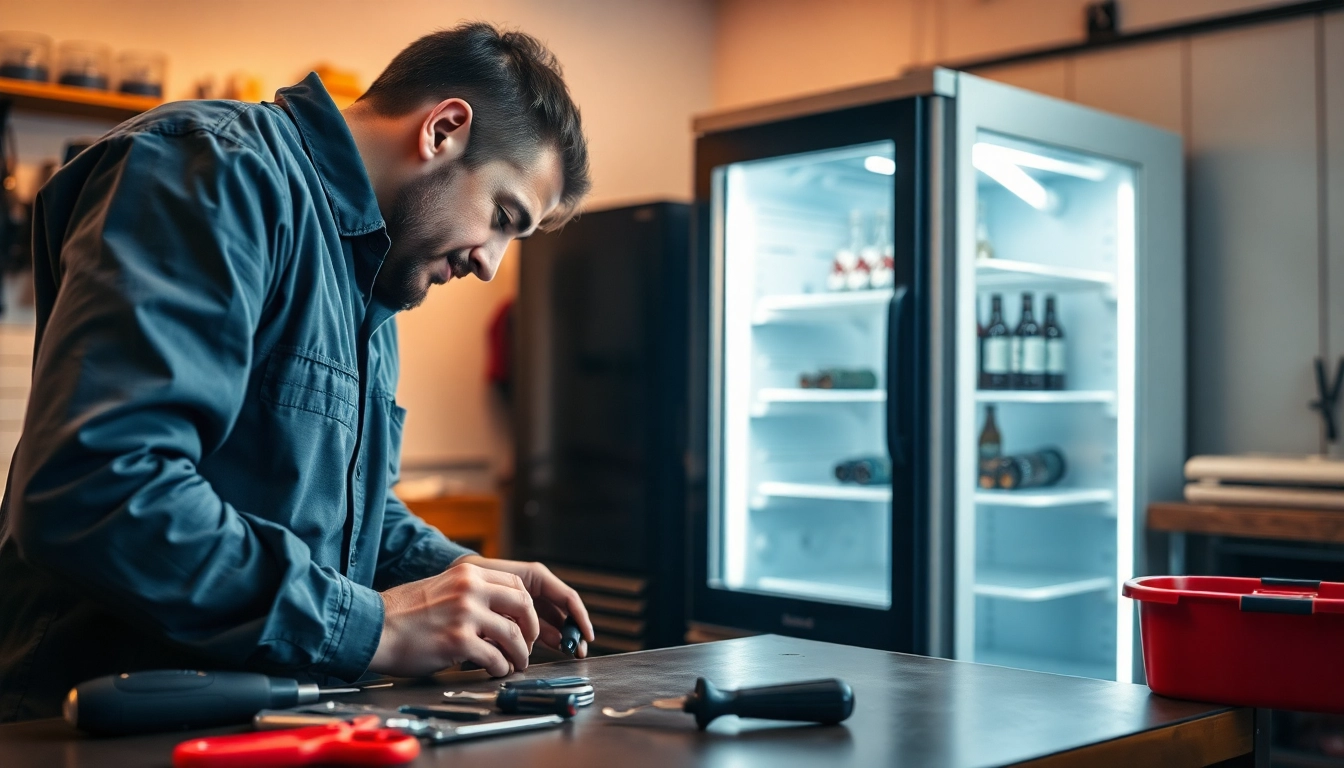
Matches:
[419,98,472,164]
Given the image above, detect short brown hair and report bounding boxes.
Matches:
[361,22,590,228]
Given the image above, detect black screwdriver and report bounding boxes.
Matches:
[559,616,582,655]
[66,670,361,735]
[602,677,855,730]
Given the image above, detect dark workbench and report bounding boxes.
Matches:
[0,634,1261,767]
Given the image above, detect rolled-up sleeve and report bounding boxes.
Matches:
[9,128,381,682]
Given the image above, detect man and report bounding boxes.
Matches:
[0,22,594,722]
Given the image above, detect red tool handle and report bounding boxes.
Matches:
[172,716,420,768]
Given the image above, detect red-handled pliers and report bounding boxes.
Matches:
[173,715,421,767]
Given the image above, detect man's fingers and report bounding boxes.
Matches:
[459,635,512,678]
[538,622,562,650]
[471,565,530,592]
[534,597,567,629]
[476,614,531,673]
[484,582,540,646]
[537,577,594,642]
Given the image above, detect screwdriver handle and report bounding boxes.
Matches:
[559,616,582,655]
[497,689,579,718]
[688,677,854,730]
[68,670,308,735]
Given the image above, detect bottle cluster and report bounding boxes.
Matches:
[977,405,1068,491]
[979,292,1066,390]
[827,209,894,291]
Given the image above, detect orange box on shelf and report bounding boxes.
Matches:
[401,494,501,559]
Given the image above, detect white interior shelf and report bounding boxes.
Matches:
[975,258,1115,292]
[756,481,892,503]
[755,571,890,608]
[756,388,885,403]
[753,289,893,324]
[974,488,1115,508]
[974,569,1113,601]
[974,649,1113,681]
[976,390,1115,405]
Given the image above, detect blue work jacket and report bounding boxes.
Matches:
[0,74,472,721]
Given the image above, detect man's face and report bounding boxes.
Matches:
[375,145,563,310]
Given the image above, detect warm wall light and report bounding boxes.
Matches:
[863,155,895,176]
[972,144,1059,213]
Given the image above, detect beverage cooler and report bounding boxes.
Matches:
[688,69,1184,682]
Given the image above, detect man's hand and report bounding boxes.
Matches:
[368,561,539,678]
[454,555,596,658]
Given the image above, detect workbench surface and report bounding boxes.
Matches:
[0,634,1258,767]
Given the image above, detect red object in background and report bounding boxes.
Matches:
[172,715,420,768]
[1125,576,1344,713]
[487,298,514,398]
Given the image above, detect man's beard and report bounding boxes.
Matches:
[374,168,466,311]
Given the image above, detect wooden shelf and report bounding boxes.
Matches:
[1148,501,1344,544]
[0,76,161,121]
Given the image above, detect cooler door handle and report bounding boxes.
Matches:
[887,286,909,467]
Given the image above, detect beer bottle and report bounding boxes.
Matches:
[978,406,1002,489]
[982,294,1011,390]
[997,448,1067,490]
[1012,293,1045,390]
[1044,295,1066,390]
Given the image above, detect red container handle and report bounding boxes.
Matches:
[1126,575,1344,615]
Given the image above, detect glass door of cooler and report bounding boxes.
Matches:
[956,129,1137,681]
[710,141,897,611]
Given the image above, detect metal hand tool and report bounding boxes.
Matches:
[444,687,582,717]
[253,709,564,746]
[66,670,361,735]
[601,677,854,730]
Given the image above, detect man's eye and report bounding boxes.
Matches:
[495,207,511,230]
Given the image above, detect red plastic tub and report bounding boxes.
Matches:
[1124,576,1344,713]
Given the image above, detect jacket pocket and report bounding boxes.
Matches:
[259,347,359,433]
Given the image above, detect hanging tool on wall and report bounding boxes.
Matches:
[1309,356,1344,443]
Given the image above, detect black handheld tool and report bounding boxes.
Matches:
[66,670,360,735]
[602,678,854,730]
[502,676,589,690]
[444,688,581,718]
[499,689,579,717]
[685,678,853,730]
[559,616,582,655]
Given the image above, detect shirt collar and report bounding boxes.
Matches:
[274,73,387,240]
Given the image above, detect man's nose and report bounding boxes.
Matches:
[470,244,503,282]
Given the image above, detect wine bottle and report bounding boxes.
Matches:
[1012,292,1045,390]
[863,210,894,289]
[844,211,870,291]
[983,294,1011,390]
[828,210,863,292]
[1044,295,1066,390]
[977,313,988,390]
